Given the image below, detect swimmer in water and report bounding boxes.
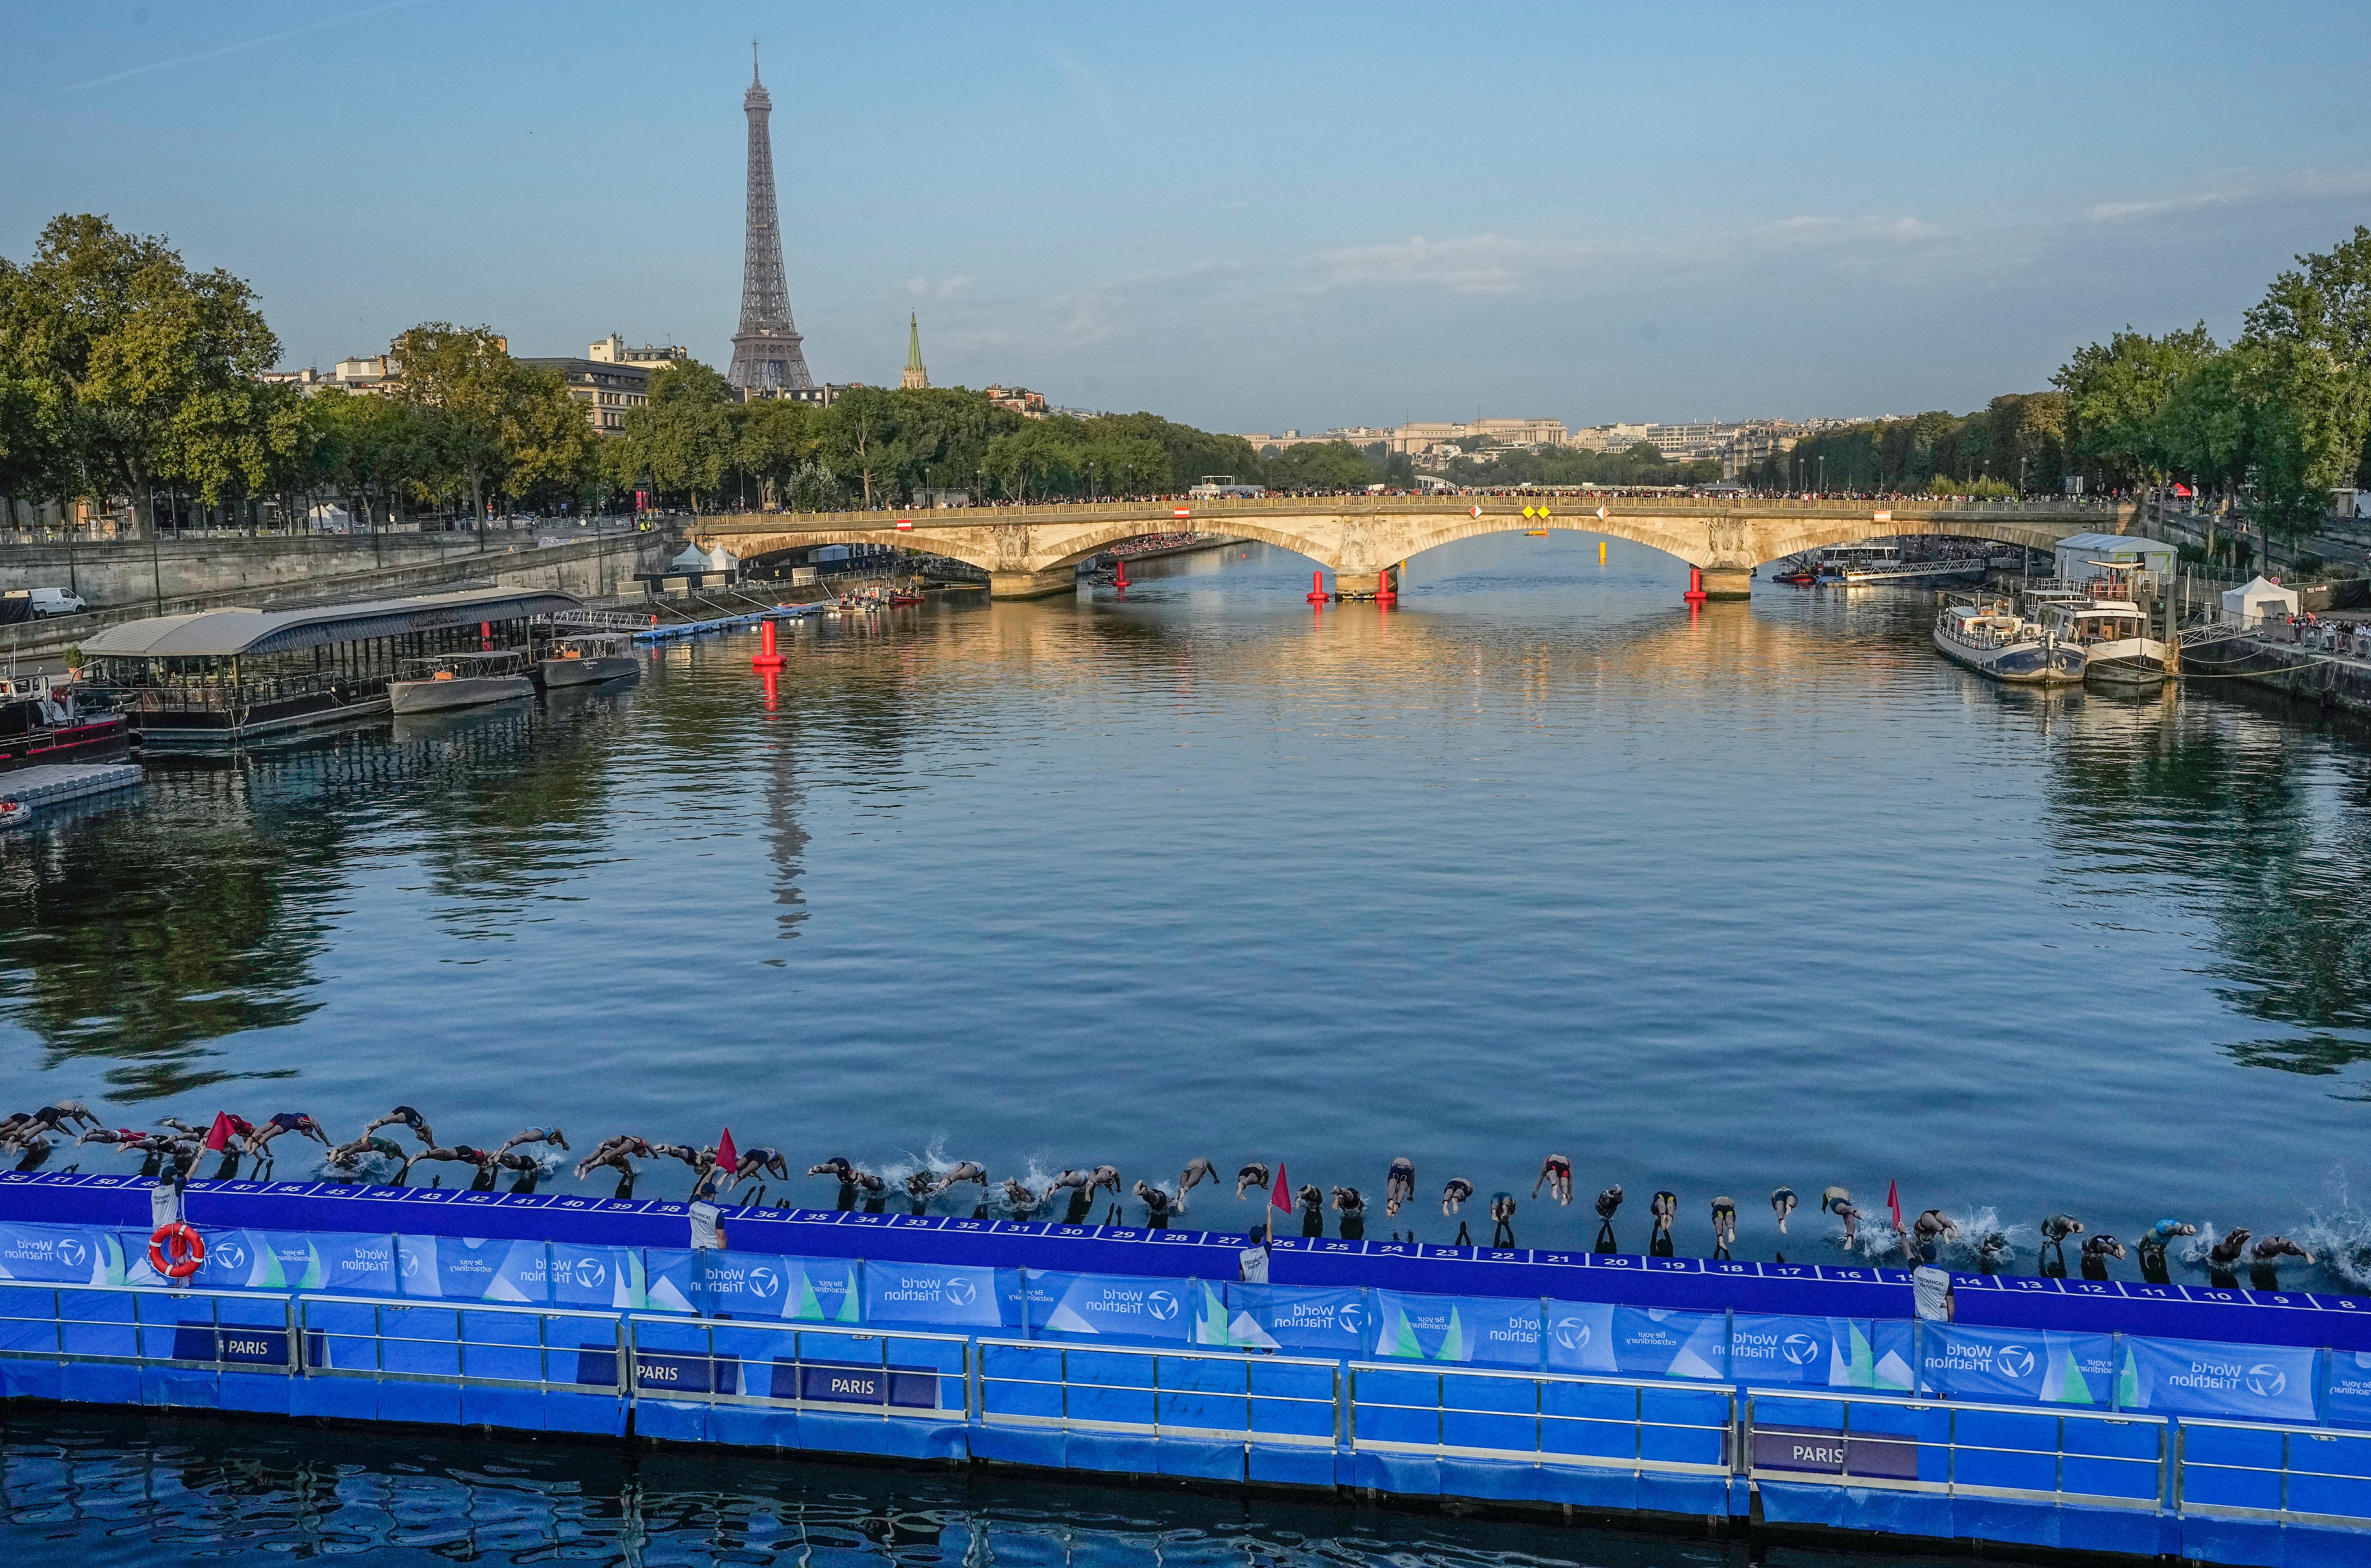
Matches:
[402,1144,500,1189]
[8,1102,98,1137]
[1235,1163,1270,1200]
[494,1127,569,1161]
[1441,1178,1474,1215]
[2249,1235,2313,1292]
[1489,1191,1517,1248]
[1649,1190,1678,1257]
[2079,1234,2126,1281]
[2207,1227,2252,1289]
[1044,1169,1099,1225]
[2040,1214,2084,1278]
[1085,1165,1121,1197]
[1331,1185,1367,1241]
[1298,1183,1325,1239]
[999,1178,1041,1216]
[1593,1185,1624,1254]
[1830,1199,1866,1250]
[1912,1209,1959,1264]
[652,1143,725,1201]
[1975,1232,2012,1274]
[363,1106,437,1149]
[900,1168,938,1212]
[726,1147,792,1196]
[1132,1180,1174,1228]
[940,1160,989,1191]
[1710,1196,1738,1259]
[1770,1187,1798,1234]
[1176,1158,1216,1209]
[1385,1158,1416,1217]
[325,1134,408,1182]
[1533,1154,1572,1205]
[1820,1186,1852,1216]
[2136,1218,2196,1285]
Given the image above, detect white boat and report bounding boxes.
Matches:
[1933,603,2086,684]
[387,651,535,715]
[2034,595,2167,688]
[539,633,639,688]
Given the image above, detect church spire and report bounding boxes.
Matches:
[901,312,929,390]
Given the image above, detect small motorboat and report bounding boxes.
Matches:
[1933,601,2086,684]
[538,633,639,689]
[0,798,31,830]
[388,651,535,715]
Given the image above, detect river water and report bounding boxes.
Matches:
[1,532,2369,1555]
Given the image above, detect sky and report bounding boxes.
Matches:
[5,1,2370,434]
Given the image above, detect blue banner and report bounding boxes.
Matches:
[2328,1351,2371,1429]
[0,1223,120,1285]
[863,1260,1010,1328]
[1731,1313,1856,1387]
[1372,1289,1544,1367]
[699,1252,859,1323]
[548,1244,643,1311]
[1543,1299,1618,1374]
[644,1248,700,1314]
[2118,1334,2320,1424]
[1919,1323,2112,1407]
[1029,1271,1193,1342]
[1210,1283,1368,1355]
[1612,1307,1727,1380]
[396,1235,548,1302]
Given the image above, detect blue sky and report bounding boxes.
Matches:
[5,1,2369,433]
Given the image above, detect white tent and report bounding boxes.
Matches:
[2052,532,2174,585]
[2222,575,2299,627]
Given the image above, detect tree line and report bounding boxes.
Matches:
[1748,225,2371,539]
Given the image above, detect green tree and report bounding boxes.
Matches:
[2234,225,2371,534]
[2052,323,2219,485]
[982,420,1079,500]
[818,386,908,506]
[389,322,515,524]
[0,213,280,536]
[500,364,599,511]
[610,359,739,513]
[738,397,820,506]
[1263,440,1374,490]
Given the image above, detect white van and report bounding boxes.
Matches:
[5,588,88,617]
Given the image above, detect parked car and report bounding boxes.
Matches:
[4,587,87,618]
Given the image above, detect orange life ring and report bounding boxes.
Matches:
[148,1221,205,1279]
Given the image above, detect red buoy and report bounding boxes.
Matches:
[1306,570,1329,604]
[1375,565,1397,605]
[1114,559,1130,590]
[751,617,785,669]
[1683,567,1708,606]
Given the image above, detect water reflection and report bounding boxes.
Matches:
[0,1406,1753,1568]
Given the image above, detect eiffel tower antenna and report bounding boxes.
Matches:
[728,43,815,395]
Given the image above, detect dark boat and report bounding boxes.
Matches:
[0,676,129,771]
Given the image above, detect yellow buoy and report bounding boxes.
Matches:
[1598,540,1607,564]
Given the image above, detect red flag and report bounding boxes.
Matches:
[204,1112,234,1153]
[1270,1163,1291,1215]
[1886,1179,1904,1236]
[716,1127,739,1175]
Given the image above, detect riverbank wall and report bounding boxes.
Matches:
[0,1174,2365,1563]
[2184,631,2371,719]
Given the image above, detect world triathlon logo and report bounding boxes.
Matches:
[574,1258,608,1290]
[1996,1345,2037,1380]
[1552,1316,1593,1352]
[746,1266,780,1300]
[212,1240,247,1275]
[55,1239,85,1271]
[2246,1364,2287,1398]
[1145,1289,1180,1322]
[943,1276,978,1308]
[1337,1301,1365,1336]
[1781,1333,1820,1366]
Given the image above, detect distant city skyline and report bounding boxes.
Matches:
[6,2,2369,432]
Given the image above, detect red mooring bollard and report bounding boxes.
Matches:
[751,617,785,669]
[1683,567,1708,606]
[1375,565,1397,605]
[1307,570,1329,604]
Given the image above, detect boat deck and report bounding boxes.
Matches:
[0,762,144,805]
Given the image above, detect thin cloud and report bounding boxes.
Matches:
[905,275,974,302]
[2090,167,2371,223]
[60,0,423,92]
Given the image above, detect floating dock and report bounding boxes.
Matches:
[0,762,144,807]
[633,603,827,643]
[0,1173,2363,1565]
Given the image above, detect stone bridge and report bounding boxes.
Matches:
[690,496,2132,600]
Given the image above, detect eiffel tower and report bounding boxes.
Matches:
[727,45,815,395]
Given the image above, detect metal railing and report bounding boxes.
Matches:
[299,1295,624,1394]
[1746,1388,2168,1512]
[977,1338,1340,1447]
[1348,1362,1733,1475]
[2176,1417,2371,1530]
[0,1281,299,1374]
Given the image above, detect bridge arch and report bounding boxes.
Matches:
[712,527,1002,575]
[1033,519,1328,573]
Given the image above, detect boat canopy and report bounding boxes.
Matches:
[81,588,585,660]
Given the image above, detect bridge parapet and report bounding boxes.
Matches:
[689,497,2131,600]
